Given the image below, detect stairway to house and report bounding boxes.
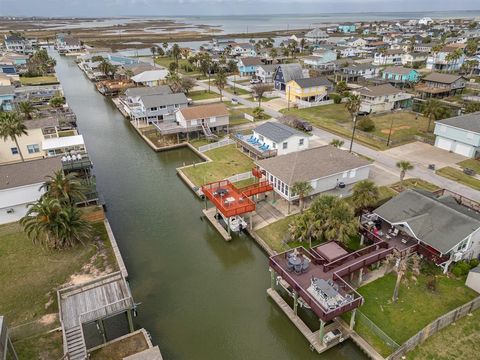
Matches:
[65,325,87,360]
[201,122,218,140]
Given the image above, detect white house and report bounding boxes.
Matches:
[418,17,433,26]
[255,64,278,83]
[373,49,404,65]
[0,157,62,224]
[353,83,412,114]
[256,145,371,212]
[131,69,169,87]
[434,112,480,158]
[253,122,309,156]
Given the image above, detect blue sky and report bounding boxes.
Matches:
[1,0,480,17]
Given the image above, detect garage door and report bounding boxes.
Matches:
[436,137,452,151]
[454,142,472,157]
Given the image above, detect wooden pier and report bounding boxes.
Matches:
[266,288,351,354]
[202,207,232,241]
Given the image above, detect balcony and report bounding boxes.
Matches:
[233,133,277,159]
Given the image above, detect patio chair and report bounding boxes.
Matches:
[391,228,399,237]
[287,262,294,272]
[301,260,310,273]
[294,264,303,274]
[248,137,257,144]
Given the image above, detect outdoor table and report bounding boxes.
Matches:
[288,256,302,266]
[225,197,235,204]
[217,188,228,197]
[313,278,339,299]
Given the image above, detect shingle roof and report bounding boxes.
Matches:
[355,83,401,97]
[277,63,304,82]
[239,57,262,66]
[436,112,480,134]
[0,157,62,190]
[374,189,480,254]
[125,86,172,98]
[343,63,377,72]
[24,117,59,130]
[292,76,332,89]
[423,72,464,84]
[254,122,304,143]
[179,103,228,121]
[256,145,371,186]
[140,93,188,108]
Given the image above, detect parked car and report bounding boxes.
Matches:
[231,98,239,105]
[323,329,344,344]
[250,78,261,84]
[294,119,313,132]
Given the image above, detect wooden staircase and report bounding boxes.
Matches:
[65,325,87,360]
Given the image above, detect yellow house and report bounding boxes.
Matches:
[286,77,333,104]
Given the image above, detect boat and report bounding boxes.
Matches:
[218,213,248,232]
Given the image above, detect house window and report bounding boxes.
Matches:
[27,144,40,154]
[299,138,304,146]
[282,142,288,149]
[150,107,157,111]
[11,147,18,155]
[350,169,357,178]
[272,143,276,149]
[210,116,216,123]
[160,105,166,109]
[191,120,197,126]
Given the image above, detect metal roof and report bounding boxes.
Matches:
[254,121,304,143]
[140,93,188,108]
[436,112,480,134]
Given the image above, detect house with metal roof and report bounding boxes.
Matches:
[368,189,480,272]
[304,28,329,44]
[251,121,309,156]
[256,145,371,212]
[273,63,304,91]
[335,63,379,82]
[0,157,62,224]
[131,69,169,87]
[286,77,333,105]
[434,112,480,158]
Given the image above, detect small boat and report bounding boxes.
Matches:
[219,213,247,232]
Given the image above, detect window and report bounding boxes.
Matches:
[11,147,18,155]
[160,105,166,109]
[150,107,157,111]
[272,143,276,149]
[282,142,288,149]
[191,120,197,126]
[210,116,216,123]
[299,138,304,146]
[349,169,357,178]
[27,144,40,154]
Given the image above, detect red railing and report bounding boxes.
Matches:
[237,180,273,197]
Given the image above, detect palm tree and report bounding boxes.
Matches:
[21,197,91,250]
[166,71,182,92]
[252,107,266,120]
[171,43,181,70]
[396,160,414,186]
[150,46,157,67]
[291,181,314,213]
[384,249,421,303]
[162,41,169,54]
[41,170,86,204]
[352,180,379,211]
[289,212,316,247]
[17,101,36,120]
[345,94,361,152]
[214,70,227,102]
[445,49,464,71]
[299,38,306,53]
[330,139,344,148]
[269,48,277,62]
[0,112,28,162]
[422,99,448,132]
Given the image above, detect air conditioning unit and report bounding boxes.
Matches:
[452,252,463,262]
[6,208,14,214]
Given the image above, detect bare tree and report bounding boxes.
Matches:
[384,249,421,303]
[251,83,273,107]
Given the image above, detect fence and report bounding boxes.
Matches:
[244,113,255,122]
[387,296,480,360]
[356,310,400,352]
[225,171,254,184]
[226,80,251,92]
[198,138,235,153]
[296,99,333,109]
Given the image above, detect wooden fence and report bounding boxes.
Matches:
[387,296,480,360]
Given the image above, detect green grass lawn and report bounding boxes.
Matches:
[246,96,278,103]
[457,158,480,174]
[232,177,257,189]
[391,178,440,192]
[154,56,194,75]
[436,167,480,191]
[188,138,211,149]
[188,90,219,101]
[20,75,59,85]
[226,86,250,95]
[0,221,117,327]
[181,145,254,186]
[281,105,432,149]
[406,307,480,360]
[13,330,64,359]
[356,272,478,347]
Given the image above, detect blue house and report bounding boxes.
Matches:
[381,66,419,86]
[0,64,17,76]
[0,85,15,111]
[273,63,303,91]
[338,24,356,33]
[237,57,263,77]
[434,112,480,158]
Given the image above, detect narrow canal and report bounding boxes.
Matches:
[53,54,367,360]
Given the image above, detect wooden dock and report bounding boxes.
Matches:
[266,288,351,354]
[202,207,232,241]
[104,219,128,278]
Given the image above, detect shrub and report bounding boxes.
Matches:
[426,276,437,292]
[330,93,342,104]
[357,117,375,132]
[469,258,480,268]
[451,261,472,277]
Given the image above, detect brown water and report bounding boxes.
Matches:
[53,53,366,360]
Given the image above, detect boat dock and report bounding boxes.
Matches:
[202,207,232,241]
[266,288,352,354]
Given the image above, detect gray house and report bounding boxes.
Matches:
[273,63,304,91]
[256,145,371,212]
[129,92,188,126]
[434,112,480,158]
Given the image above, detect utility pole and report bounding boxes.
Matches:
[387,116,394,147]
[349,114,357,152]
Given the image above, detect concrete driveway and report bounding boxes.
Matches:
[382,141,467,169]
[263,97,288,112]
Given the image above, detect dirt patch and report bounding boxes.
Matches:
[39,313,58,326]
[380,125,410,135]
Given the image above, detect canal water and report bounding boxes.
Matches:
[53,54,367,360]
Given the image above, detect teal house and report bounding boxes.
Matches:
[0,85,15,111]
[338,24,356,33]
[381,66,419,86]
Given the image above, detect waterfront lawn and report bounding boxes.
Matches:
[154,56,195,75]
[436,167,480,191]
[406,307,480,360]
[233,177,257,189]
[256,215,296,252]
[281,105,431,149]
[181,145,254,186]
[89,332,149,360]
[189,138,210,149]
[20,75,59,85]
[457,158,480,174]
[189,90,219,101]
[0,221,117,327]
[356,272,478,347]
[13,330,63,359]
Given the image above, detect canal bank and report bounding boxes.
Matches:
[53,53,367,360]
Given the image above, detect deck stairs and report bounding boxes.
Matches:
[65,325,87,360]
[201,122,218,140]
